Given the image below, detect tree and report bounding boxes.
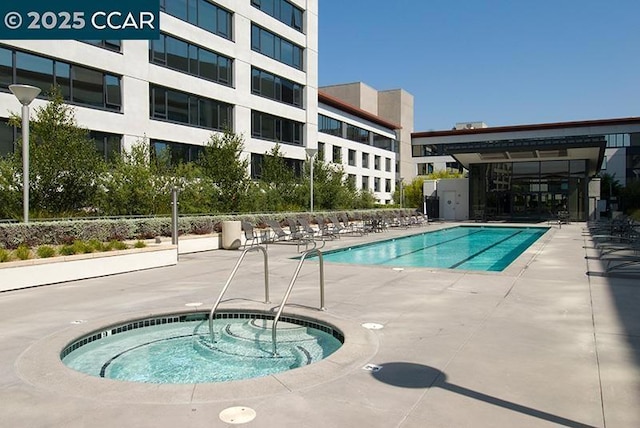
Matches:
[404,176,426,208]
[258,144,301,211]
[198,130,250,213]
[9,89,105,217]
[96,139,163,215]
[0,156,21,219]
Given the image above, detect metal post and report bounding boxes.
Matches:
[9,84,40,223]
[171,187,179,246]
[21,105,29,223]
[305,148,318,213]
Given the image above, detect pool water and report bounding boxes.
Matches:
[320,226,548,271]
[62,313,343,384]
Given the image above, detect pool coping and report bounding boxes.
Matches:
[15,303,378,404]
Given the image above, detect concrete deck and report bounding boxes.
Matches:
[1,222,639,427]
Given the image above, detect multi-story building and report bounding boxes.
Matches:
[317,91,399,205]
[1,0,319,185]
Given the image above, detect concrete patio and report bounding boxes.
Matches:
[1,222,638,427]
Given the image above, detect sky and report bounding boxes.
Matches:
[318,0,640,132]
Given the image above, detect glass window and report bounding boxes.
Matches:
[0,118,15,157]
[72,65,103,107]
[374,177,380,192]
[164,0,232,39]
[150,33,233,86]
[362,176,369,190]
[251,110,302,145]
[251,24,303,69]
[251,67,302,107]
[150,85,232,131]
[332,145,342,163]
[165,0,188,21]
[346,124,370,144]
[374,155,381,170]
[55,62,71,100]
[167,90,189,123]
[150,37,166,65]
[385,179,391,192]
[362,153,369,168]
[385,157,391,172]
[166,36,189,72]
[348,149,356,166]
[252,0,303,32]
[199,0,217,33]
[218,56,231,84]
[318,114,341,136]
[15,52,53,94]
[0,47,12,90]
[105,75,121,109]
[199,49,218,81]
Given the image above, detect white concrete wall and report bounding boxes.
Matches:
[424,178,469,221]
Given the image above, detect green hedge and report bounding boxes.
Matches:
[0,209,415,249]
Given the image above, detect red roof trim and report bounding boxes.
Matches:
[412,117,640,138]
[318,91,402,130]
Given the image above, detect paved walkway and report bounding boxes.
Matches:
[1,222,638,427]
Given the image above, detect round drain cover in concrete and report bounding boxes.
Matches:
[362,322,384,330]
[219,406,256,424]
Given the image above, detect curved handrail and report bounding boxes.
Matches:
[209,245,269,343]
[272,248,324,355]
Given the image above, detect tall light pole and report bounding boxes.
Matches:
[305,148,318,213]
[9,84,41,223]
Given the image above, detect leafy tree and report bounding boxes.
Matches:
[96,139,163,215]
[0,156,21,219]
[198,130,250,212]
[258,144,301,211]
[403,176,426,208]
[9,89,105,217]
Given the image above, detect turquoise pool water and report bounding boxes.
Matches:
[61,312,343,384]
[319,226,548,271]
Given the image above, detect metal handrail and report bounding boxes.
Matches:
[271,248,325,355]
[209,245,270,343]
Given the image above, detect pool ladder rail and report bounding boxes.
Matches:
[208,246,325,356]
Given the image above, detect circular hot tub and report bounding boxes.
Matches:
[61,310,344,384]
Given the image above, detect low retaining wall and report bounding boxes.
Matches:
[0,246,178,292]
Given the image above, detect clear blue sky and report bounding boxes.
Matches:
[318,0,640,132]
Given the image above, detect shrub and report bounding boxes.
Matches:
[36,245,56,258]
[134,240,147,248]
[72,240,93,254]
[87,238,106,252]
[0,248,10,262]
[14,245,32,260]
[109,240,128,250]
[59,245,76,256]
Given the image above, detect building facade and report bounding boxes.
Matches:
[412,118,640,221]
[1,0,319,182]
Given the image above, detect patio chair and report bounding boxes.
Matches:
[286,218,313,241]
[328,215,349,235]
[315,216,339,239]
[265,219,292,243]
[297,217,317,238]
[241,221,259,248]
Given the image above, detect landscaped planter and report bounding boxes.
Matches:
[0,245,178,292]
[177,233,221,254]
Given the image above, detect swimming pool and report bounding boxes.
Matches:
[318,226,548,271]
[61,311,343,384]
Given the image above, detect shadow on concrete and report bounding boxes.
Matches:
[372,362,597,428]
